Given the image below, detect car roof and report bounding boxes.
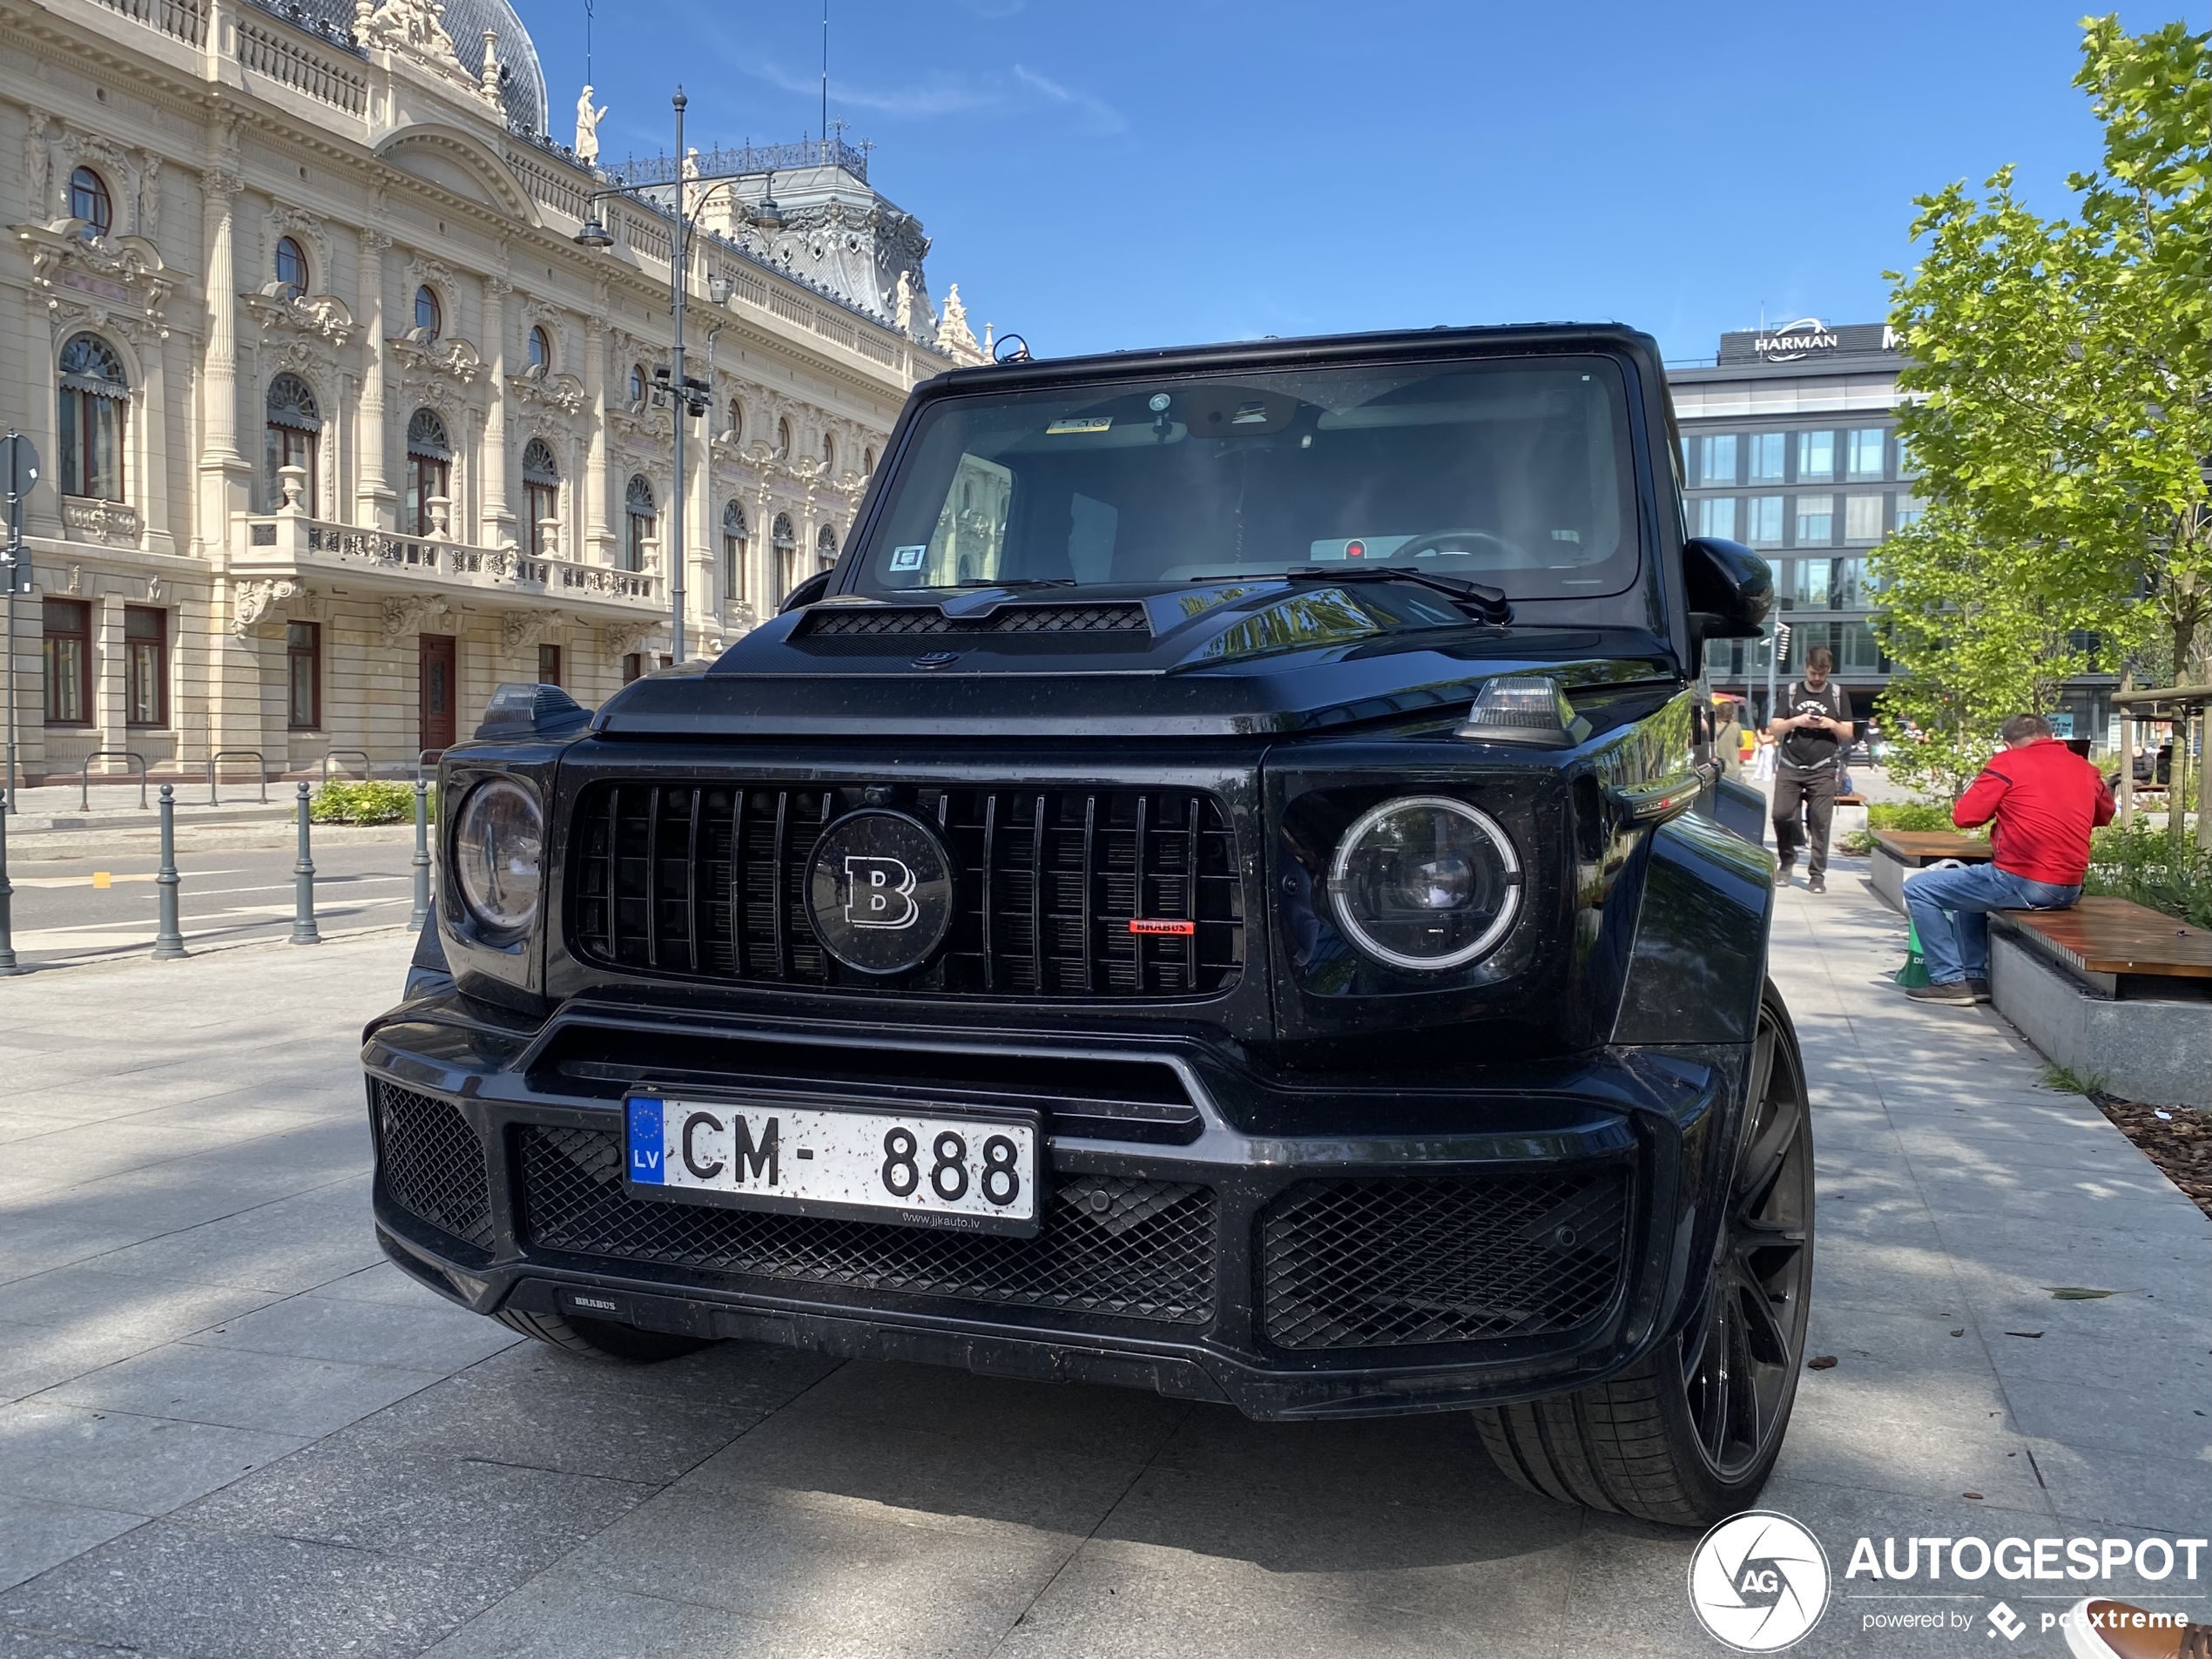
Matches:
[919,321,1662,396]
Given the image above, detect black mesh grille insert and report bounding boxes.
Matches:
[374,1082,494,1251]
[1259,1170,1629,1351]
[520,1125,1216,1324]
[800,603,1150,637]
[570,783,1243,998]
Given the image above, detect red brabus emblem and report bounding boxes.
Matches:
[1128,919,1197,936]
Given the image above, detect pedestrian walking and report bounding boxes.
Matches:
[1769,645,1852,894]
[1901,712,2115,1006]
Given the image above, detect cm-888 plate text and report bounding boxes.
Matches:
[624,1095,1042,1238]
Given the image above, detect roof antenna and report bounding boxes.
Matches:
[584,0,592,86]
[820,0,829,158]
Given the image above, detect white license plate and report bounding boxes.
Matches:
[624,1096,1041,1238]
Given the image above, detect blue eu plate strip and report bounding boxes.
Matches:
[626,1097,665,1184]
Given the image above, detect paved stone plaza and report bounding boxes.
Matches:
[2,856,2206,1657]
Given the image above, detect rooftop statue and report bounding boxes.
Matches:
[575,84,607,165]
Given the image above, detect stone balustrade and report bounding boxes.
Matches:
[234,511,661,611]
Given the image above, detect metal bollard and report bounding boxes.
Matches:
[152,783,187,960]
[290,780,321,945]
[408,778,431,930]
[0,794,19,975]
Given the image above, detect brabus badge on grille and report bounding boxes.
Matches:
[806,809,956,975]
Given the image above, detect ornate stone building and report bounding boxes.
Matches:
[1,0,979,786]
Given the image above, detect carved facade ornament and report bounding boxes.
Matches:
[500,608,564,654]
[134,153,162,241]
[354,0,495,104]
[387,331,481,384]
[600,623,660,661]
[146,576,163,601]
[509,368,584,415]
[266,202,334,287]
[243,287,356,346]
[60,496,145,549]
[11,223,174,338]
[935,283,985,365]
[232,577,300,635]
[380,591,454,644]
[24,112,51,220]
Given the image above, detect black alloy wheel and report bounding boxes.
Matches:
[1682,991,1815,1483]
[1475,983,1816,1526]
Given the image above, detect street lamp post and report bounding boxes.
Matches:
[573,91,786,666]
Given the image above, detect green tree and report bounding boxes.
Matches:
[1873,16,2209,800]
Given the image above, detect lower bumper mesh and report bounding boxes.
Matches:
[1260,1170,1629,1351]
[518,1125,1217,1325]
[374,1081,495,1251]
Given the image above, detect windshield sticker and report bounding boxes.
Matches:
[1045,416,1113,435]
[889,544,927,571]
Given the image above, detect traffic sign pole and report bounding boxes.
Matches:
[0,430,39,818]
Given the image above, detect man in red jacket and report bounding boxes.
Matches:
[1902,713,2115,1005]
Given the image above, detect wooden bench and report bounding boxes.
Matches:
[1868,829,1991,914]
[1989,896,2212,1109]
[1993,895,2212,999]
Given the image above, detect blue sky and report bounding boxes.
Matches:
[518,1,2153,363]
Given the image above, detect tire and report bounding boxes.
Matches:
[493,1306,717,1363]
[1476,983,1814,1527]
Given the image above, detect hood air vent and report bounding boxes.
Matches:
[801,603,1151,638]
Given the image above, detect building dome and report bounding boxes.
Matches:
[442,0,549,133]
[246,0,548,133]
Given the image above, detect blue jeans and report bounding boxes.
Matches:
[1903,862,2082,983]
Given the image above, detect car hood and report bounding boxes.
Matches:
[597,583,1680,739]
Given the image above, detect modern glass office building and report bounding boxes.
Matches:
[1669,320,1919,727]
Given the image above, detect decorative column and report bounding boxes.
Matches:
[481,274,514,548]
[195,162,250,552]
[582,310,611,563]
[356,226,394,528]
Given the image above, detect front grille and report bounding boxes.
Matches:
[800,603,1150,637]
[374,1082,495,1251]
[1259,1170,1629,1351]
[570,783,1243,997]
[519,1125,1216,1324]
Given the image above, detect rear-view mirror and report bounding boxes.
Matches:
[1683,536,1774,640]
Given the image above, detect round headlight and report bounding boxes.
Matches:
[453,778,543,938]
[1326,796,1521,971]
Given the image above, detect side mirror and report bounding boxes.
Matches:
[779,570,833,613]
[1683,537,1774,640]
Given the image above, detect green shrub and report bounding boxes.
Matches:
[1865,802,1979,834]
[2085,823,2212,929]
[307,780,436,826]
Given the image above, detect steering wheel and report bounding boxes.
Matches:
[1386,528,1528,565]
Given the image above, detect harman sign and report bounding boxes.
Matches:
[1716,320,1900,366]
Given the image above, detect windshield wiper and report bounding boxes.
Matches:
[932,577,1078,590]
[1284,564,1512,624]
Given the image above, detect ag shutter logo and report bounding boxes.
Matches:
[1688,1511,1831,1652]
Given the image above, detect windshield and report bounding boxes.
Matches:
[853,357,1642,603]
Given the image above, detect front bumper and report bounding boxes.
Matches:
[363,993,1741,1420]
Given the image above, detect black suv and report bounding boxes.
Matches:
[366,323,1810,1527]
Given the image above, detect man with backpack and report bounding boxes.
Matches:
[1769,645,1852,894]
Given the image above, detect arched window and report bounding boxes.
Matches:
[522,438,560,557]
[624,475,656,572]
[772,510,797,597]
[404,408,451,536]
[274,236,308,295]
[264,373,322,516]
[725,400,744,444]
[821,430,837,471]
[721,500,748,604]
[527,326,551,372]
[69,167,111,236]
[628,363,649,408]
[413,285,442,339]
[863,447,877,475]
[775,417,792,459]
[57,333,127,501]
[817,521,840,570]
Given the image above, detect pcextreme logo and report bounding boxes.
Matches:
[1688,1511,1832,1652]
